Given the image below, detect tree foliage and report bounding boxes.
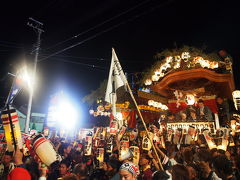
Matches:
[82,79,107,106]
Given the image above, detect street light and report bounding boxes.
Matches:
[18,67,33,91]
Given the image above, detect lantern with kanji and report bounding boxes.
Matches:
[84,135,92,156]
[142,133,153,151]
[1,108,23,152]
[96,148,104,169]
[129,146,140,165]
[32,134,62,166]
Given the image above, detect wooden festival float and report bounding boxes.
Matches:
[140,47,239,150]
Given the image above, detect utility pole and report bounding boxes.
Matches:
[25,18,44,133]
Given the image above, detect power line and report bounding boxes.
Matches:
[40,54,106,61]
[39,0,173,62]
[38,21,124,62]
[44,56,109,73]
[40,53,150,63]
[43,56,107,69]
[40,55,140,73]
[44,0,152,51]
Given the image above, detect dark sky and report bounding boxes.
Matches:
[0,0,239,119]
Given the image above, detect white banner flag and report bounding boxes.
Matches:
[105,48,127,103]
[105,48,127,117]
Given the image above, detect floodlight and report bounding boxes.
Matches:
[57,100,78,129]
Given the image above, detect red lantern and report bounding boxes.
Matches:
[218,50,228,58]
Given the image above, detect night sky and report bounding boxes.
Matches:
[0,0,239,125]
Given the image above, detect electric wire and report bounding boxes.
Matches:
[40,54,105,61]
[43,0,152,51]
[40,56,108,70]
[39,53,150,63]
[39,55,141,73]
[38,0,173,62]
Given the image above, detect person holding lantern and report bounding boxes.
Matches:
[139,154,153,180]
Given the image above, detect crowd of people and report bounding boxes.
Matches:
[0,97,239,180]
[0,126,240,180]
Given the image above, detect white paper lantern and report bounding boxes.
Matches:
[32,134,62,166]
[145,79,152,86]
[148,100,154,106]
[200,60,210,68]
[174,56,181,62]
[154,102,158,108]
[154,69,161,76]
[129,146,140,165]
[159,103,163,109]
[160,73,165,77]
[181,52,190,62]
[162,105,168,110]
[232,90,240,99]
[161,65,167,71]
[152,75,160,81]
[233,90,240,110]
[166,56,173,63]
[174,63,180,69]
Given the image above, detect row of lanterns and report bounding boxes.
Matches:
[193,56,218,69]
[148,100,168,110]
[89,110,111,117]
[144,52,220,86]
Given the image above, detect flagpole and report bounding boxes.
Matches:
[111,48,163,170]
[125,81,164,170]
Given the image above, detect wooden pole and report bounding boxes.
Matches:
[111,48,163,170]
[125,82,164,170]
